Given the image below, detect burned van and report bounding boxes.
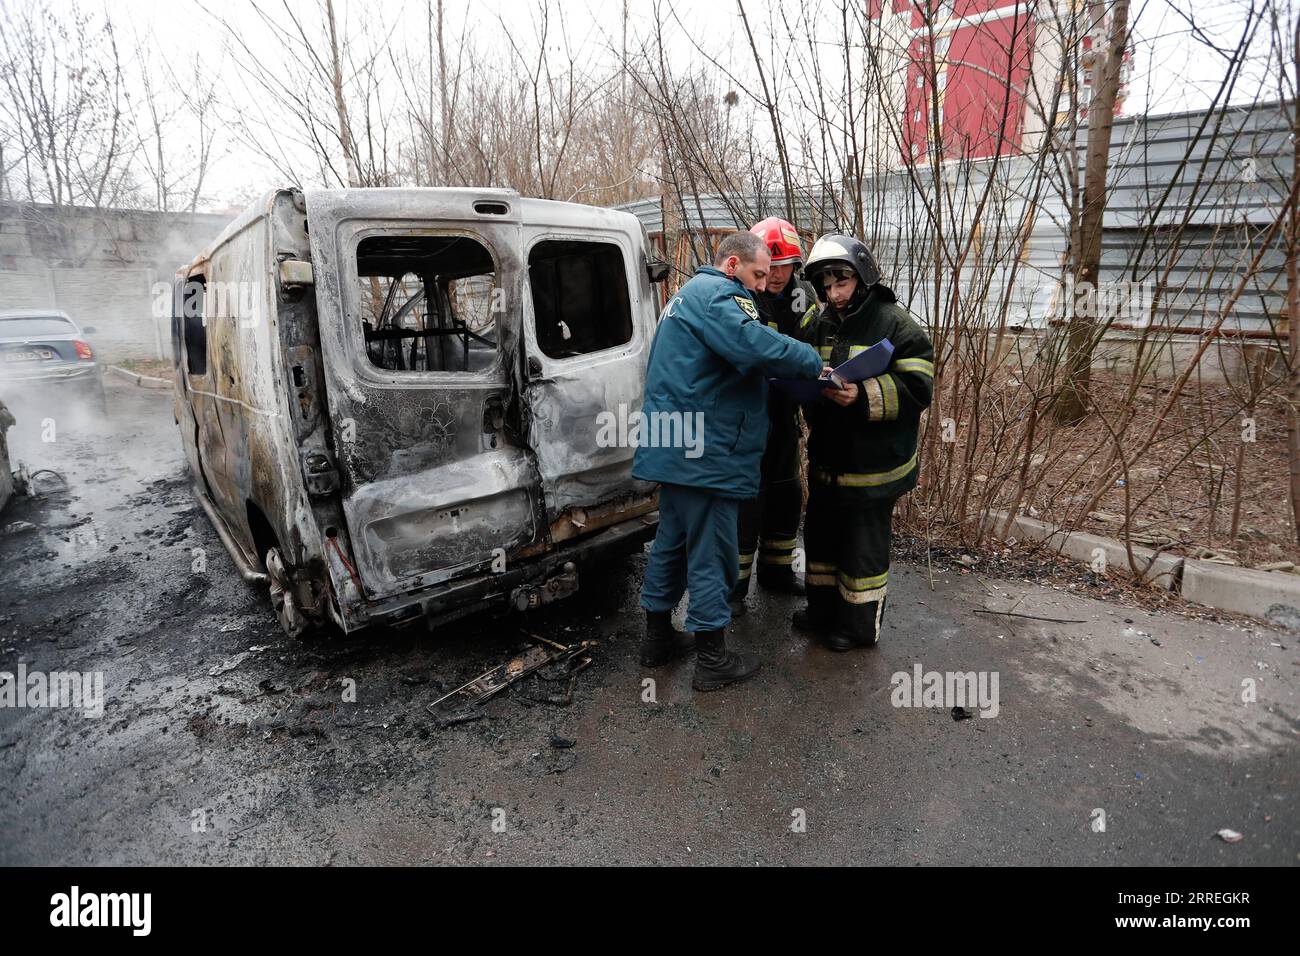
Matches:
[172,187,664,637]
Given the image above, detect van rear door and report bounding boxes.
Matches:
[304,189,546,602]
[517,205,658,539]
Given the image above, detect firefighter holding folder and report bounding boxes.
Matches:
[796,234,935,650]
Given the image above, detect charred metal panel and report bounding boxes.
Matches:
[348,448,539,585]
[524,361,655,515]
[172,189,357,627]
[304,188,548,603]
[518,213,659,522]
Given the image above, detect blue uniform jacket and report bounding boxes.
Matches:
[632,266,824,498]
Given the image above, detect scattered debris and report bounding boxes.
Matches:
[974,608,1085,624]
[27,469,67,490]
[549,735,576,749]
[1128,530,1180,547]
[207,646,268,677]
[427,636,594,719]
[2,520,36,535]
[1192,546,1238,565]
[951,706,975,721]
[1088,511,1124,524]
[1215,828,1244,844]
[1255,561,1295,573]
[1264,604,1300,635]
[432,708,486,730]
[516,636,595,707]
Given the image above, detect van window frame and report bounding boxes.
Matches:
[343,226,505,384]
[522,232,641,369]
[181,272,209,379]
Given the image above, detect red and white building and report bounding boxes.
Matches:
[866,0,1132,167]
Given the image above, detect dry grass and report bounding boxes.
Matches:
[897,371,1298,571]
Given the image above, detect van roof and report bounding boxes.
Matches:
[181,187,286,278]
[182,187,646,279]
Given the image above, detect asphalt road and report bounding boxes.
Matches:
[1,379,1296,865]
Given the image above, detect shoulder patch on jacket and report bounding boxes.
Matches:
[733,295,759,321]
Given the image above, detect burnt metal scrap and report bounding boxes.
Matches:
[426,635,595,728]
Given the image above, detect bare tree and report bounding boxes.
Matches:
[129,27,219,213]
[1057,0,1132,423]
[0,0,135,209]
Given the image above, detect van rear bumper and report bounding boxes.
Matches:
[354,510,659,631]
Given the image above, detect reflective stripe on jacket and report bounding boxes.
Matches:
[802,285,935,500]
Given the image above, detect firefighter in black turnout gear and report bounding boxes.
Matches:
[797,234,935,650]
[728,217,819,615]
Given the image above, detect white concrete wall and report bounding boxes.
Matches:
[0,202,233,362]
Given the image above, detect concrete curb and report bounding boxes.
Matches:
[107,365,172,390]
[982,510,1182,589]
[1181,559,1300,620]
[981,510,1300,622]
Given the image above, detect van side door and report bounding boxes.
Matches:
[519,211,658,537]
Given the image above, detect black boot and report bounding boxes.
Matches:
[792,608,830,635]
[692,628,760,691]
[794,608,862,651]
[640,610,694,667]
[828,601,884,651]
[822,630,857,652]
[759,571,805,596]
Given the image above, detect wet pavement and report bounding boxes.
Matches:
[1,379,1297,865]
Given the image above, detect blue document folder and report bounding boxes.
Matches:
[772,338,895,404]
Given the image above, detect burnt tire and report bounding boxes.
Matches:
[266,547,309,640]
[264,547,340,641]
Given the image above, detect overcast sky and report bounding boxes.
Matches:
[52,0,1289,209]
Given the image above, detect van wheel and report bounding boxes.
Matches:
[266,547,308,639]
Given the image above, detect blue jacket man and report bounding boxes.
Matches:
[635,231,823,691]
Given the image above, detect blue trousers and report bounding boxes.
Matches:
[640,483,739,632]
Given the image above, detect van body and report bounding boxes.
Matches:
[172,187,661,636]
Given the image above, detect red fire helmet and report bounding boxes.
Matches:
[749,217,803,266]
